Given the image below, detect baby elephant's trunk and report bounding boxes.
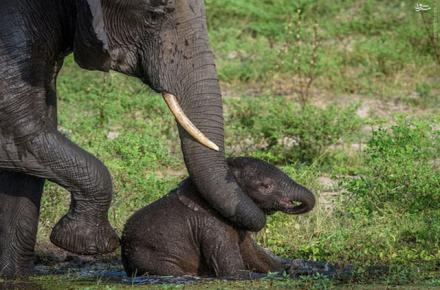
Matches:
[286,183,316,214]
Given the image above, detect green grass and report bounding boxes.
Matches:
[206,0,440,102]
[8,272,440,290]
[0,277,411,290]
[33,1,440,288]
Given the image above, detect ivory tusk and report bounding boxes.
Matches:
[162,93,220,152]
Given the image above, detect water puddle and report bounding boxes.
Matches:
[27,247,353,286]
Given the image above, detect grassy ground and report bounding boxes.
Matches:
[10,276,440,290]
[27,0,440,288]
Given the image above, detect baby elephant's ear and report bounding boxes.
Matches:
[73,0,111,72]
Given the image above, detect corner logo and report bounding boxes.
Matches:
[415,3,431,12]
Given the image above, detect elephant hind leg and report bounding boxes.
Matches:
[0,129,119,255]
[0,171,44,278]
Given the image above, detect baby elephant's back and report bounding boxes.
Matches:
[121,192,202,276]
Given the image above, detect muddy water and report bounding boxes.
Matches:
[33,256,268,286]
[33,252,208,285]
[0,245,352,289]
[31,249,266,287]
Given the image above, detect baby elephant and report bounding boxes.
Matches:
[121,157,315,277]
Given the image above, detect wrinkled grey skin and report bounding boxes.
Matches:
[0,0,265,277]
[121,157,316,277]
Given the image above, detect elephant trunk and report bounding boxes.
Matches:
[155,1,265,231]
[283,182,316,214]
[176,66,265,231]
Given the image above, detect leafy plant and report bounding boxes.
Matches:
[277,9,321,106]
[345,116,439,213]
[227,96,361,164]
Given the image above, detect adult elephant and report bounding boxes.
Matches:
[0,0,265,277]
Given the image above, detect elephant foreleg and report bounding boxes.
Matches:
[239,232,290,273]
[0,128,119,255]
[200,225,246,277]
[0,172,43,278]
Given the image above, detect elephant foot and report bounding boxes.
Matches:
[50,213,119,255]
[0,172,44,278]
[0,257,33,278]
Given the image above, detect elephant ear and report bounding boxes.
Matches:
[73,0,111,71]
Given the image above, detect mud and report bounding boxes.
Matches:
[30,243,352,286]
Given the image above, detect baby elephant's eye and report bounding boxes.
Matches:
[259,180,273,191]
[259,177,273,190]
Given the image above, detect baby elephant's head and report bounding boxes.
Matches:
[227,157,315,215]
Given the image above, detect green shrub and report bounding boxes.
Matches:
[351,36,409,76]
[345,116,439,214]
[227,96,362,164]
[410,82,440,108]
[332,116,440,269]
